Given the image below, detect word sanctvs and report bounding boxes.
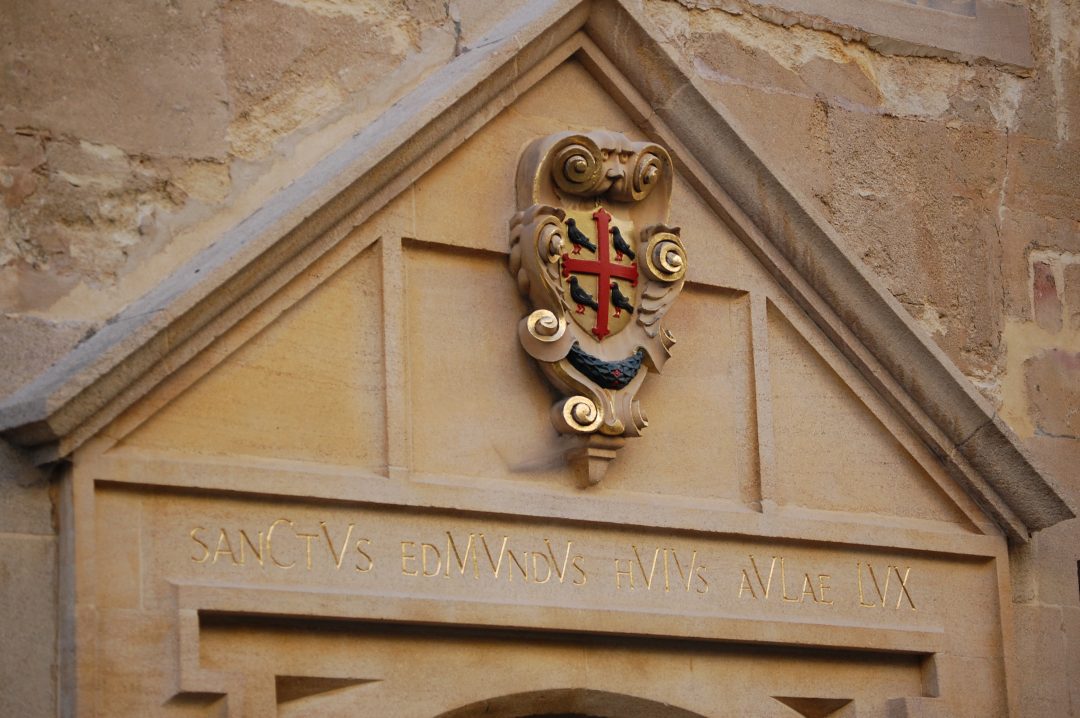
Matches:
[189,520,373,572]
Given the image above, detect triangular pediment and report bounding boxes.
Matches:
[0,0,1069,541]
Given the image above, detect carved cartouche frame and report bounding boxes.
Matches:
[509,130,687,486]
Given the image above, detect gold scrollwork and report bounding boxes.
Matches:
[526,309,566,342]
[642,232,687,282]
[551,136,605,196]
[551,395,604,434]
[630,151,663,201]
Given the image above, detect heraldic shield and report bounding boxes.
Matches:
[509,130,687,486]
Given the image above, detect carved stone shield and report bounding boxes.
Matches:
[509,130,687,485]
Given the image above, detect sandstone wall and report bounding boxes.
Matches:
[1,0,1077,715]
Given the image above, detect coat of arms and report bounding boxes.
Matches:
[510,131,687,485]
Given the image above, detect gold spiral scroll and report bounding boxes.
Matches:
[550,136,605,196]
[526,309,565,342]
[551,395,604,434]
[641,231,687,282]
[630,150,664,201]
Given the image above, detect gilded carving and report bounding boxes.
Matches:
[509,131,686,485]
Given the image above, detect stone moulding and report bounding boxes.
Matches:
[510,130,686,485]
[0,0,1070,540]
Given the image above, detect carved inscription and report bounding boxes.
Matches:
[189,521,373,573]
[736,555,915,610]
[186,522,920,614]
[737,555,833,605]
[399,533,587,585]
[613,545,709,594]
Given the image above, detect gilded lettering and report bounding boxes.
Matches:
[421,543,442,577]
[857,562,875,607]
[631,545,661,590]
[670,550,699,592]
[401,541,419,576]
[614,558,634,589]
[817,574,833,605]
[295,532,319,570]
[445,532,478,578]
[858,562,914,609]
[738,569,757,599]
[748,555,778,598]
[212,528,239,565]
[531,552,553,584]
[320,522,354,570]
[894,566,916,610]
[780,557,800,602]
[695,564,709,594]
[662,547,671,592]
[189,527,210,564]
[354,538,374,573]
[506,549,529,582]
[267,518,296,569]
[238,529,264,567]
[874,564,891,605]
[572,554,587,586]
[799,573,818,603]
[479,534,510,578]
[544,539,574,583]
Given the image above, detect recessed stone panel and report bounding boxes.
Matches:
[405,242,570,485]
[116,245,386,470]
[767,302,974,527]
[610,286,756,503]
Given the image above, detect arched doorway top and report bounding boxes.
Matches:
[433,688,708,718]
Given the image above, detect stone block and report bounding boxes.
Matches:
[1032,260,1063,332]
[0,533,56,718]
[1026,433,1080,499]
[821,112,1007,376]
[1005,135,1080,223]
[1024,349,1080,438]
[0,314,90,400]
[0,441,51,533]
[1030,519,1080,607]
[0,0,229,158]
[1012,603,1071,718]
[1064,263,1080,330]
[220,0,455,160]
[1065,606,1080,714]
[999,210,1080,321]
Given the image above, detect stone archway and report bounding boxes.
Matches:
[433,688,708,718]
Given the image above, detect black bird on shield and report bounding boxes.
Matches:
[565,218,597,255]
[610,282,634,317]
[569,276,599,314]
[611,225,636,261]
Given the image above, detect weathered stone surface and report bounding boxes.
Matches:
[1033,260,1064,332]
[0,533,56,718]
[0,440,51,528]
[1064,262,1080,330]
[822,114,1006,378]
[1030,519,1080,607]
[1025,349,1080,438]
[0,0,229,158]
[221,0,441,160]
[1005,136,1080,222]
[0,314,90,399]
[1013,603,1073,718]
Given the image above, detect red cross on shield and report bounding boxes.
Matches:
[561,207,639,340]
